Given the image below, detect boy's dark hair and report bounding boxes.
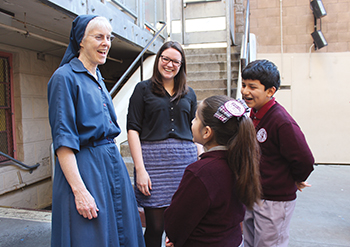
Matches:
[242,60,281,92]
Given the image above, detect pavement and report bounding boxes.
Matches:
[0,164,349,247]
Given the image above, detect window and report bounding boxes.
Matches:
[0,53,14,162]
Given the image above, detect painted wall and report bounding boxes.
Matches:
[247,0,350,164]
[259,52,350,164]
[0,43,60,209]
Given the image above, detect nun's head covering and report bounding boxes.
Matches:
[59,15,98,67]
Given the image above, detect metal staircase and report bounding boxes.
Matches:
[185,46,241,101]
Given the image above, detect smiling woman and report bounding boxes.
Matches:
[78,17,113,78]
[127,41,199,247]
[47,15,145,247]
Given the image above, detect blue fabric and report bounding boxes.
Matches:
[49,58,120,152]
[59,15,97,67]
[48,58,145,247]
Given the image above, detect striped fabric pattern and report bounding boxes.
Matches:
[135,138,197,208]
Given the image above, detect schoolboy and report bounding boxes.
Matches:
[241,59,314,247]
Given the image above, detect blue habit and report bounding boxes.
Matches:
[48,58,145,247]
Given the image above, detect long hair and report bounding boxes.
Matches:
[199,95,261,209]
[151,41,188,101]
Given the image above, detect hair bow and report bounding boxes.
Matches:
[214,99,249,123]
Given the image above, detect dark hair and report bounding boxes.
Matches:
[198,95,261,209]
[151,41,188,101]
[242,59,280,92]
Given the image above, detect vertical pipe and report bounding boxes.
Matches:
[141,55,144,81]
[182,0,185,44]
[226,0,231,97]
[280,0,284,79]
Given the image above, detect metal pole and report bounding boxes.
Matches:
[109,22,167,97]
[0,151,39,173]
[226,0,231,97]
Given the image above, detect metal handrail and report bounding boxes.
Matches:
[236,0,250,99]
[0,151,40,173]
[109,21,167,98]
[240,0,250,71]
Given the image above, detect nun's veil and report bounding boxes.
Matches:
[59,15,97,67]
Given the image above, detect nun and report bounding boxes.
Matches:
[47,15,145,247]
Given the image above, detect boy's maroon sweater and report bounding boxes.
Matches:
[254,102,314,201]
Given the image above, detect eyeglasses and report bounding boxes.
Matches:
[88,34,115,42]
[160,55,182,67]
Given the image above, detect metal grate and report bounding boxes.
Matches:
[0,56,13,162]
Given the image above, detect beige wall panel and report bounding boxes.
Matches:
[257,52,350,164]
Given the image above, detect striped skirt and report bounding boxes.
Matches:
[135,138,197,208]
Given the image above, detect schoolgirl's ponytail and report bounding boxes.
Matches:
[200,95,261,209]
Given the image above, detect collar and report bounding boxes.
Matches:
[207,145,227,152]
[199,145,227,159]
[250,97,276,120]
[70,57,102,80]
[70,57,87,72]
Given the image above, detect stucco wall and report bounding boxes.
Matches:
[0,44,60,208]
[258,52,350,164]
[246,0,350,164]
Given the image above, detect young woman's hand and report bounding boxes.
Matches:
[136,168,152,196]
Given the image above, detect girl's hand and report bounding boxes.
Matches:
[165,237,174,247]
[136,168,152,196]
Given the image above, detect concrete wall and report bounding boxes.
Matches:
[246,0,350,164]
[0,44,60,209]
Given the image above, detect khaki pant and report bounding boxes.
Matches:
[243,199,296,247]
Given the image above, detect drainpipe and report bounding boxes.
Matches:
[280,0,284,79]
[226,0,231,97]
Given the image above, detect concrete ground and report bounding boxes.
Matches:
[0,164,349,247]
[289,164,350,247]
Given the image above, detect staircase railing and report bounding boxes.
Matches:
[240,0,250,71]
[109,21,167,98]
[236,0,251,99]
[0,151,39,173]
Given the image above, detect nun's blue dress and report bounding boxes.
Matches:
[48,57,145,247]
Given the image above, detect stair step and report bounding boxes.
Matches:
[186,53,229,63]
[120,141,134,179]
[187,61,239,72]
[184,46,241,55]
[194,88,228,100]
[188,78,238,89]
[188,79,227,89]
[187,70,239,81]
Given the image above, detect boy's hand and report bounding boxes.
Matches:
[165,237,174,247]
[296,181,311,192]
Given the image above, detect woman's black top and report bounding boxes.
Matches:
[127,79,197,142]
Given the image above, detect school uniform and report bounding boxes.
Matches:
[164,149,245,247]
[243,98,314,247]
